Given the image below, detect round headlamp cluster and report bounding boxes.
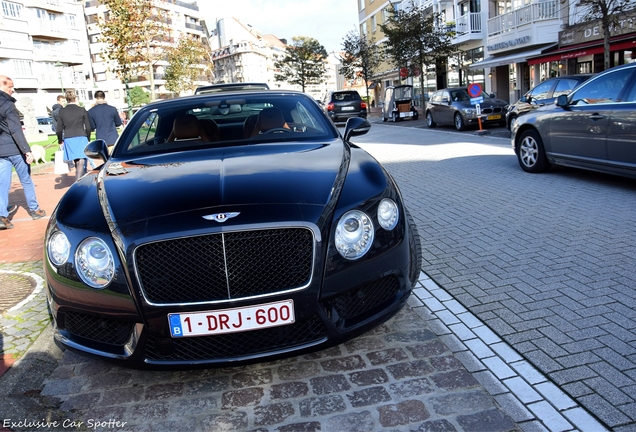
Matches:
[47,232,115,289]
[335,199,399,260]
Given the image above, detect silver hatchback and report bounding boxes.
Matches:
[425,87,509,131]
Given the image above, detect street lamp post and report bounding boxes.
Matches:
[54,61,65,93]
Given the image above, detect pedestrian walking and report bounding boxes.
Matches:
[57,89,92,182]
[0,75,46,230]
[88,90,121,147]
[50,94,65,133]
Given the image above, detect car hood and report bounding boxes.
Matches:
[100,140,347,229]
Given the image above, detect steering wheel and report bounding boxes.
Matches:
[263,128,292,134]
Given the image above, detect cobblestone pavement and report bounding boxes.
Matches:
[357,120,636,430]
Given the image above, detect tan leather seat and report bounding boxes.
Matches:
[167,114,211,142]
[249,108,290,137]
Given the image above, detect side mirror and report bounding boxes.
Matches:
[519,95,528,103]
[84,139,109,164]
[489,93,496,98]
[343,117,371,141]
[556,94,569,108]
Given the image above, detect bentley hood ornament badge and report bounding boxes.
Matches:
[203,212,240,223]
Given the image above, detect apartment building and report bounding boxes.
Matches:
[358,0,636,104]
[85,0,206,110]
[207,17,343,100]
[0,0,92,122]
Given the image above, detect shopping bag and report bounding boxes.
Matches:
[54,150,69,174]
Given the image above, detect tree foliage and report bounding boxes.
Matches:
[96,0,170,106]
[165,36,212,95]
[573,0,633,70]
[129,86,150,107]
[274,36,328,92]
[339,30,381,104]
[379,0,456,109]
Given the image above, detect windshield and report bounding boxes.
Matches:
[394,86,413,99]
[115,93,337,157]
[450,89,495,102]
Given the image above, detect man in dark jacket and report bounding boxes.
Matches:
[0,75,46,229]
[88,90,122,147]
[50,94,65,132]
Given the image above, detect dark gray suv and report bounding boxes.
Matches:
[512,62,636,179]
[426,87,508,131]
[323,90,367,123]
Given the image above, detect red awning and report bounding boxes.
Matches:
[528,38,636,65]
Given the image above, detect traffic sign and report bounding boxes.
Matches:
[467,83,482,98]
[470,96,484,105]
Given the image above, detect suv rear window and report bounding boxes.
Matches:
[331,92,361,102]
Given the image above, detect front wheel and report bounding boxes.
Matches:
[517,129,550,173]
[426,111,436,128]
[454,113,465,131]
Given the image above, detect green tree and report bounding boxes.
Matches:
[572,0,633,70]
[165,36,212,95]
[379,0,456,110]
[274,36,328,92]
[129,86,150,107]
[339,30,381,106]
[97,0,170,114]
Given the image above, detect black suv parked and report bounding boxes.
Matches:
[323,90,367,123]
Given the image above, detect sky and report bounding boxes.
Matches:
[198,0,360,54]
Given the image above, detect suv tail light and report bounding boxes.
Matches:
[327,103,334,111]
[360,101,367,109]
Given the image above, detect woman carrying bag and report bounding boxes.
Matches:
[56,89,93,182]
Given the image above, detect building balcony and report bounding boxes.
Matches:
[487,0,560,36]
[22,0,65,13]
[452,12,483,44]
[29,23,68,40]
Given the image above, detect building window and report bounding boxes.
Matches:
[359,0,365,11]
[114,89,121,99]
[66,14,76,28]
[1,1,22,18]
[96,72,106,81]
[372,15,377,32]
[13,60,33,77]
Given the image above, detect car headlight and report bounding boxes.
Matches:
[335,210,374,260]
[47,231,70,266]
[377,198,399,230]
[75,237,115,289]
[461,108,476,116]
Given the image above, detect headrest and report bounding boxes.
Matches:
[256,108,285,131]
[173,114,201,140]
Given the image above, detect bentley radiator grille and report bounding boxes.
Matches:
[135,228,314,304]
[64,311,133,346]
[145,315,327,361]
[325,275,401,321]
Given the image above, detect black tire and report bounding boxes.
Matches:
[406,209,422,288]
[507,114,517,130]
[454,113,466,131]
[383,115,387,122]
[392,112,398,122]
[412,110,419,121]
[517,129,550,173]
[425,111,436,128]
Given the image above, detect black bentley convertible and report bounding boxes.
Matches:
[44,90,422,367]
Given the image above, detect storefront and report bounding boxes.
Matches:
[527,10,636,82]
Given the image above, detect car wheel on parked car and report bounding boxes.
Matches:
[517,129,549,173]
[454,113,465,131]
[426,111,436,128]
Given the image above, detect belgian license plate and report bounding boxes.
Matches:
[487,114,501,120]
[168,300,295,337]
[341,106,355,111]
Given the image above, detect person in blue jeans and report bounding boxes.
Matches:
[0,75,46,230]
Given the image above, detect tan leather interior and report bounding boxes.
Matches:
[249,108,290,137]
[199,118,221,141]
[167,114,211,142]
